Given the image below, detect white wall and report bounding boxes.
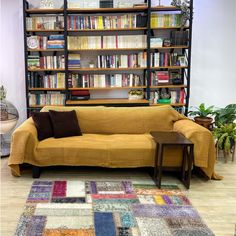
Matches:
[0,0,26,126]
[0,0,236,130]
[190,0,236,109]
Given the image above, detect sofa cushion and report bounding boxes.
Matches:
[35,134,182,167]
[49,110,82,138]
[31,112,53,141]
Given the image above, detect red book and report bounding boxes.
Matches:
[71,90,90,96]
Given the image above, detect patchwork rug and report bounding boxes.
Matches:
[15,180,214,236]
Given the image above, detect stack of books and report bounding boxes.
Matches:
[156,71,169,83]
[68,54,81,69]
[47,35,65,49]
[70,90,90,100]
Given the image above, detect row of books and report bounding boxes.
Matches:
[68,35,147,49]
[27,35,65,50]
[151,13,182,28]
[28,55,65,69]
[26,16,64,30]
[67,14,147,30]
[150,88,185,104]
[28,73,65,88]
[97,53,147,68]
[68,73,143,88]
[29,92,65,106]
[150,53,187,67]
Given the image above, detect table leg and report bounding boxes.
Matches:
[182,146,187,181]
[154,143,159,179]
[186,145,194,189]
[157,144,164,188]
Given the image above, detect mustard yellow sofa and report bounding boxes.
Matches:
[8,105,220,179]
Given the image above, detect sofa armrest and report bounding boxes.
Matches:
[173,119,222,179]
[8,118,38,176]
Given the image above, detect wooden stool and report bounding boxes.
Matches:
[150,131,194,189]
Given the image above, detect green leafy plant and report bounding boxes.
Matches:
[128,90,143,95]
[214,104,236,127]
[188,103,215,118]
[213,123,236,152]
[171,0,191,27]
[0,86,6,100]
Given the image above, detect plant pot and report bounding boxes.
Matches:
[128,94,143,100]
[194,116,213,130]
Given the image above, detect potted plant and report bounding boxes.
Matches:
[188,103,215,129]
[214,104,236,127]
[213,123,236,162]
[128,90,144,100]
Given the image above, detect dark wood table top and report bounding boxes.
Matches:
[150,131,193,145]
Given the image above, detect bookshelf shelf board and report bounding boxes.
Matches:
[69,86,146,90]
[151,46,188,50]
[66,98,149,105]
[29,105,64,108]
[150,6,181,11]
[27,49,65,52]
[26,29,64,32]
[68,67,147,71]
[68,48,147,51]
[68,27,147,32]
[150,103,185,107]
[150,66,188,70]
[29,88,66,91]
[26,8,64,13]
[150,85,187,89]
[28,69,65,72]
[151,26,189,30]
[67,7,148,13]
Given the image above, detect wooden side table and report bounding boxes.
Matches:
[150,131,194,189]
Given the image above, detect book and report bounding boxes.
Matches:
[150,37,163,48]
[68,54,81,69]
[68,73,143,88]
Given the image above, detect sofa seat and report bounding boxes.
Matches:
[35,134,182,168]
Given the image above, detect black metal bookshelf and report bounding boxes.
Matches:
[23,0,193,117]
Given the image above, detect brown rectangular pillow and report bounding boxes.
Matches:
[31,112,53,141]
[49,110,82,138]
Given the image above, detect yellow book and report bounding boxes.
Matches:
[98,16,103,29]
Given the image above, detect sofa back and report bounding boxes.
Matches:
[41,105,184,134]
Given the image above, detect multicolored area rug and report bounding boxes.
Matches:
[15,180,214,236]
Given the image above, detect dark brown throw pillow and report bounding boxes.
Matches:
[31,112,53,141]
[49,110,82,138]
